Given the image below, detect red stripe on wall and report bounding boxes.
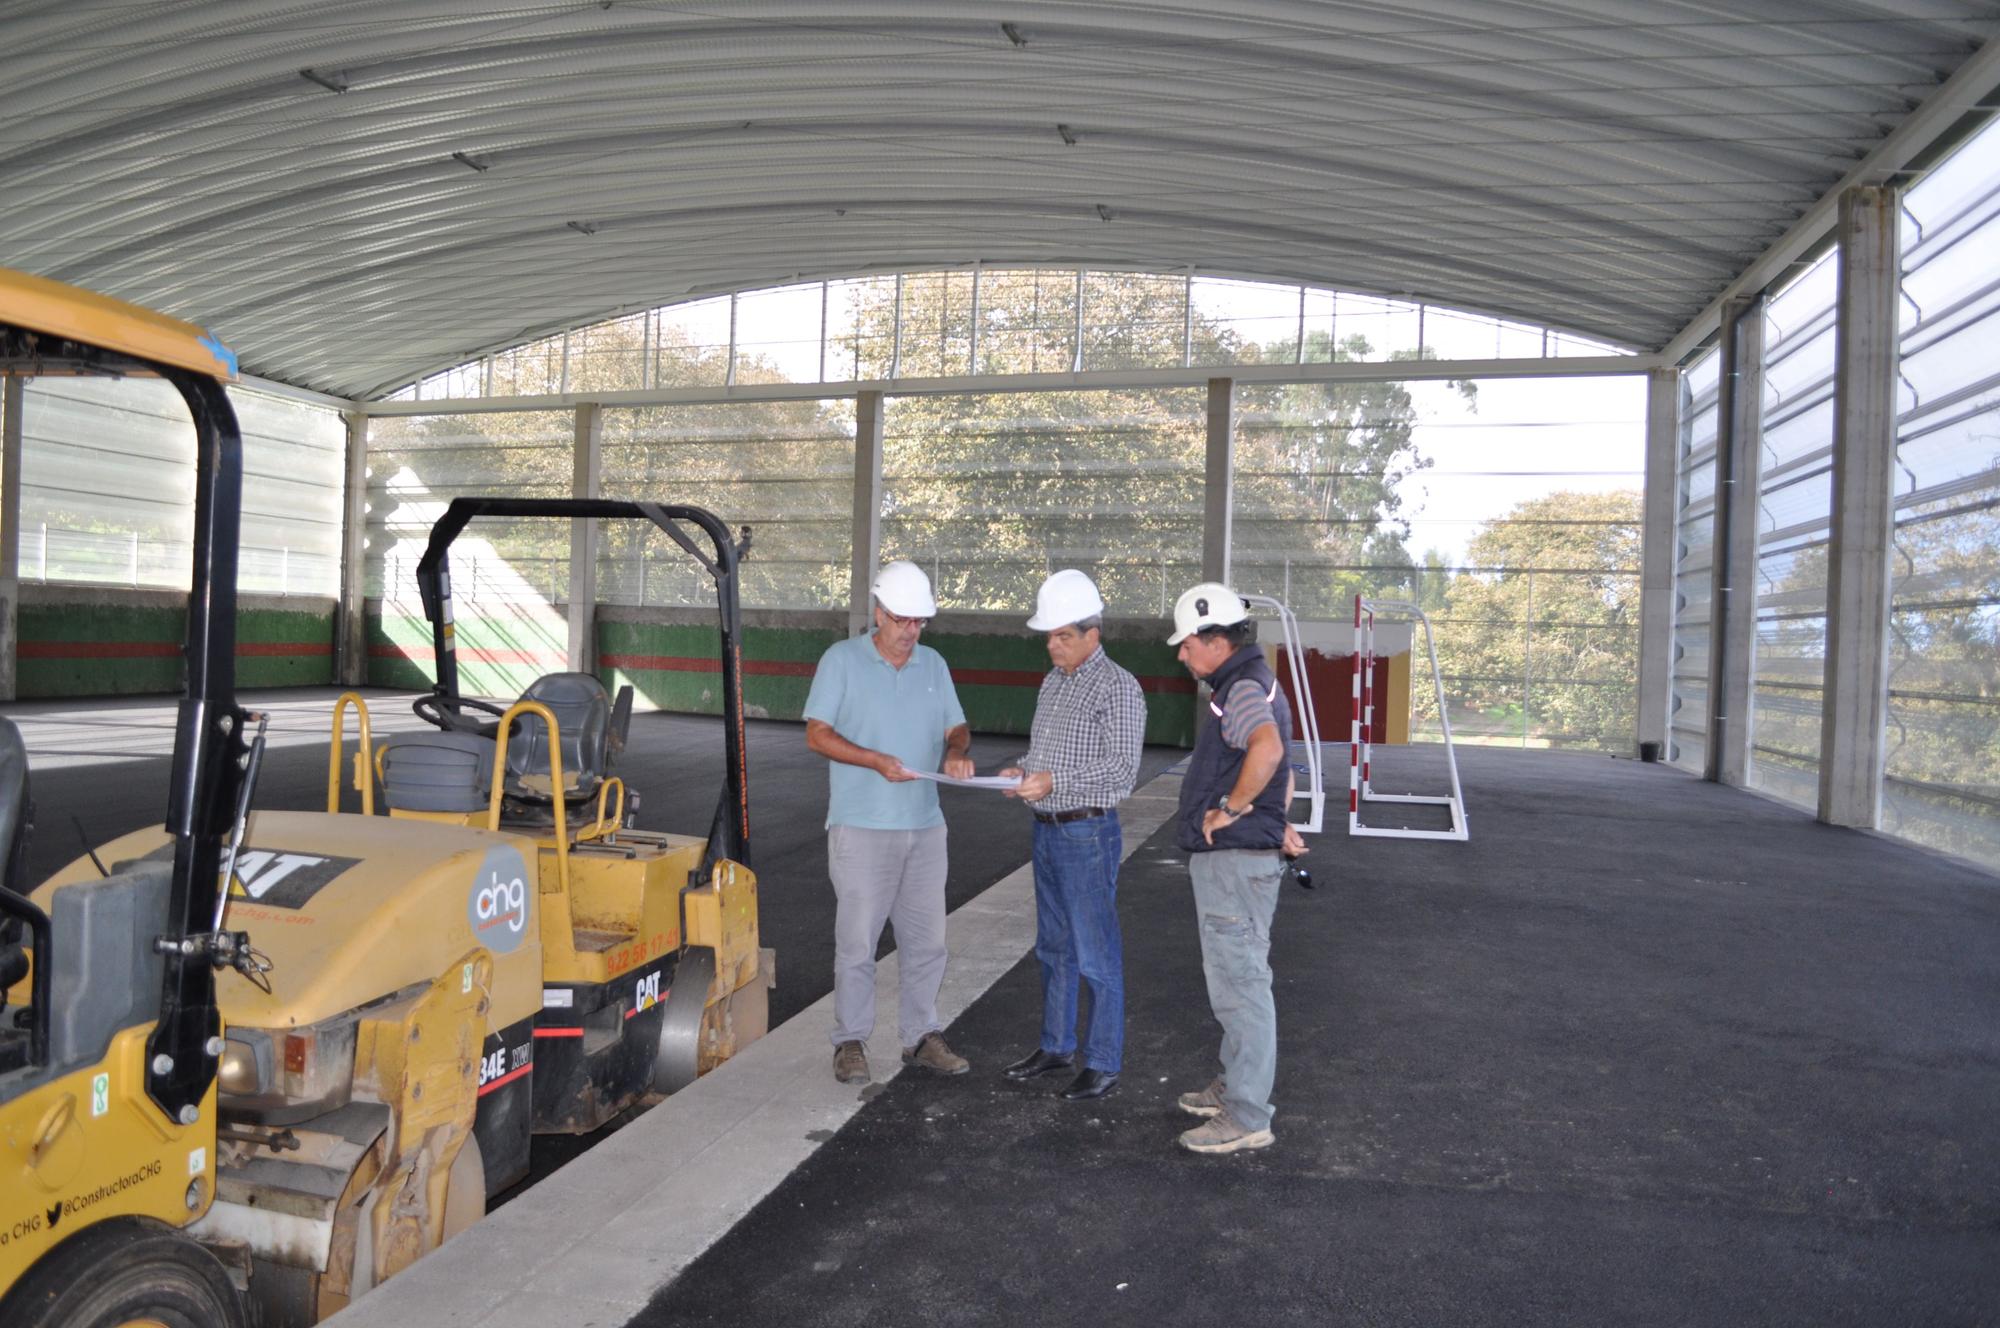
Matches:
[20,641,331,661]
[18,641,179,659]
[370,644,565,667]
[239,642,333,657]
[600,653,816,677]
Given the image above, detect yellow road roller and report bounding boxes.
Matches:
[25,498,772,1325]
[0,266,258,1327]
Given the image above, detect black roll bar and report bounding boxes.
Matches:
[412,498,753,876]
[144,366,249,1121]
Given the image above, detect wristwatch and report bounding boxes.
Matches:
[1215,793,1246,817]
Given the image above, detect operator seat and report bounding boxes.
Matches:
[504,672,627,802]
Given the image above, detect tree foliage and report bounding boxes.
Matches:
[1426,489,1643,751]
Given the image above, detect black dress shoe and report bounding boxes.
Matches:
[1061,1068,1119,1101]
[1002,1049,1074,1081]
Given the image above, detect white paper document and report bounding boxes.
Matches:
[906,769,1023,791]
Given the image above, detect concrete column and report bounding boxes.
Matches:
[568,403,603,673]
[1705,295,1765,786]
[0,378,23,701]
[848,390,885,635]
[336,410,369,686]
[1635,366,1679,758]
[1818,186,1903,828]
[1203,376,1235,584]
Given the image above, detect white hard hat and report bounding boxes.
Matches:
[871,559,937,617]
[1026,568,1106,631]
[1167,582,1248,645]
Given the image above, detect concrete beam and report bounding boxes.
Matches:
[1818,187,1903,828]
[568,403,604,673]
[1203,377,1235,584]
[336,410,369,687]
[1705,296,1765,787]
[848,390,885,636]
[0,378,22,702]
[1635,366,1679,758]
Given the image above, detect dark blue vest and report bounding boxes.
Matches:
[1176,644,1294,853]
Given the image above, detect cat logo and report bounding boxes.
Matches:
[634,970,661,1014]
[226,850,361,910]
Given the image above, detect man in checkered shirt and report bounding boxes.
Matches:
[998,569,1146,1103]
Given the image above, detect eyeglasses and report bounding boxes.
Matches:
[883,610,930,629]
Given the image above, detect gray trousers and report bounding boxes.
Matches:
[1190,848,1283,1131]
[828,823,950,1049]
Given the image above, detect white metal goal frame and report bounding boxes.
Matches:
[1241,592,1325,832]
[1350,594,1469,841]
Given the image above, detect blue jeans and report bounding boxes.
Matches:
[1030,812,1125,1073]
[1189,849,1282,1131]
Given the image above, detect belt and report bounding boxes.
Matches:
[1033,806,1106,824]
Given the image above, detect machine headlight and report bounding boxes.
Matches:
[217,1017,357,1125]
[217,1037,264,1095]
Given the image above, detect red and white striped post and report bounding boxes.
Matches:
[1349,595,1363,822]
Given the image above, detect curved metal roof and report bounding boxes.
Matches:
[2,2,1996,399]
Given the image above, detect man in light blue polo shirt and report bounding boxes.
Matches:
[805,559,975,1085]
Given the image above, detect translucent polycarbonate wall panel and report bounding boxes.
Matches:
[972,270,1077,377]
[1747,255,1838,809]
[895,273,977,379]
[1191,278,1302,364]
[656,297,732,388]
[364,411,574,603]
[19,375,193,588]
[880,388,1205,614]
[488,335,563,397]
[1885,123,2000,874]
[567,314,648,394]
[234,391,345,597]
[825,277,898,383]
[376,269,1634,402]
[1082,272,1188,371]
[1323,293,1425,363]
[1671,348,1722,773]
[597,401,852,609]
[16,377,343,594]
[733,283,826,385]
[1234,375,1645,752]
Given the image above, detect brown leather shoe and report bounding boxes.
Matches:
[833,1039,869,1084]
[900,1031,970,1075]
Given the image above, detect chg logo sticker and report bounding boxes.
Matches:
[468,845,533,955]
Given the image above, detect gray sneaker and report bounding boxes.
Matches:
[1177,1077,1226,1118]
[1178,1112,1274,1155]
[833,1039,869,1084]
[901,1031,970,1075]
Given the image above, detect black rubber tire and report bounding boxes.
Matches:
[0,1218,247,1328]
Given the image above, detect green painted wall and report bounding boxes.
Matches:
[14,588,335,698]
[598,617,834,720]
[361,605,1200,747]
[367,601,568,698]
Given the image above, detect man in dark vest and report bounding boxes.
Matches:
[1167,581,1294,1154]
